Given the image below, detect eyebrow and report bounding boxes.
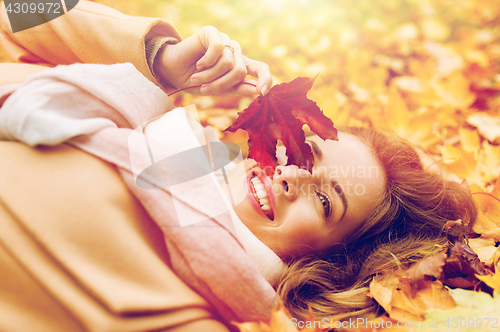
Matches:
[307,140,348,221]
[308,139,323,159]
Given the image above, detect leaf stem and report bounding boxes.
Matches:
[167,81,257,96]
[471,192,500,203]
[168,85,201,96]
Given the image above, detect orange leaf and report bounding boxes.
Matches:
[235,304,324,332]
[369,272,455,322]
[471,174,500,235]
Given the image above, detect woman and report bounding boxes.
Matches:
[216,119,476,321]
[275,127,477,321]
[0,0,477,330]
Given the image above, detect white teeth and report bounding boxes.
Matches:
[251,176,272,217]
[254,183,264,191]
[256,190,267,198]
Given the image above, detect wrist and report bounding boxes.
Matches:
[153,45,171,86]
[146,36,178,87]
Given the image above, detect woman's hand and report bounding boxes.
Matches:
[154,26,272,96]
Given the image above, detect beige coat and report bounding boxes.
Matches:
[0,1,232,331]
[0,0,179,88]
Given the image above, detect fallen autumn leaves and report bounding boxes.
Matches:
[4,0,498,331]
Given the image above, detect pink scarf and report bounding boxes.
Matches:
[0,63,277,323]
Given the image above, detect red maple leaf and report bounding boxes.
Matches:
[224,76,338,176]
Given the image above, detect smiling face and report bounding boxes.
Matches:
[220,132,386,260]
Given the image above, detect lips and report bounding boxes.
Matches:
[246,167,276,221]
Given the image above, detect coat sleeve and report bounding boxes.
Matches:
[0,0,181,88]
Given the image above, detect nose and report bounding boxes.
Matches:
[273,165,312,200]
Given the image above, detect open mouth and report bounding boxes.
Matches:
[249,173,275,220]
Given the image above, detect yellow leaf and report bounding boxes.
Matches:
[386,87,409,129]
[478,141,500,183]
[477,266,500,293]
[303,62,328,77]
[421,18,450,41]
[271,45,288,58]
[439,146,484,187]
[235,304,323,332]
[393,76,425,93]
[432,73,475,109]
[471,175,500,235]
[465,50,490,67]
[438,145,463,164]
[348,81,371,102]
[474,177,500,221]
[467,113,500,143]
[409,58,435,81]
[346,50,388,94]
[486,246,500,267]
[425,41,464,75]
[394,23,419,40]
[482,229,500,242]
[472,211,500,235]
[468,238,498,263]
[458,127,480,153]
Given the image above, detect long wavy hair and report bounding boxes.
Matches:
[276,127,477,321]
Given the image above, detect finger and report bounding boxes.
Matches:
[191,46,235,85]
[195,26,225,70]
[199,41,248,95]
[214,79,270,97]
[229,78,262,96]
[244,56,273,96]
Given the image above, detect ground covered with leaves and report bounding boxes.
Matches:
[1,0,499,331]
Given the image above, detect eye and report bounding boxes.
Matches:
[315,191,331,218]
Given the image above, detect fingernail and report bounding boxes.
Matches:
[200,86,212,95]
[191,77,200,84]
[261,84,269,96]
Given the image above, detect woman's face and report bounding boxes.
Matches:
[220,132,385,260]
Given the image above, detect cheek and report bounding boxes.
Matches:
[275,216,323,250]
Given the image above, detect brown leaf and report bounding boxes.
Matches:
[406,252,448,287]
[443,241,488,290]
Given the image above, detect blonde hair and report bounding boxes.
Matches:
[277,127,477,321]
